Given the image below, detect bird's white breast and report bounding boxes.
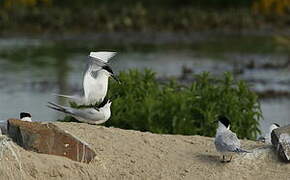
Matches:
[21,117,32,122]
[83,72,108,105]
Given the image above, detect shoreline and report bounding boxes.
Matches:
[0,122,287,179]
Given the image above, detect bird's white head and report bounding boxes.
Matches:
[269,123,280,134]
[101,65,121,83]
[20,112,32,122]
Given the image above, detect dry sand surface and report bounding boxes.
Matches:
[0,122,290,180]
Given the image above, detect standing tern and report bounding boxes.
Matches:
[47,98,112,125]
[56,51,120,105]
[214,115,250,163]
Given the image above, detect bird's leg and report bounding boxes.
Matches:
[226,156,232,163]
[221,155,226,163]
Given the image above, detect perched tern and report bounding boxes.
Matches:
[47,99,112,125]
[265,123,280,144]
[20,112,32,122]
[56,51,120,105]
[214,116,250,163]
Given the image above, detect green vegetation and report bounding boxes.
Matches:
[59,69,262,140]
[0,0,289,34]
[106,70,262,139]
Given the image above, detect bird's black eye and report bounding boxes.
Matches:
[102,65,114,74]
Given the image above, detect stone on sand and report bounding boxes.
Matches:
[7,119,96,163]
[271,124,290,161]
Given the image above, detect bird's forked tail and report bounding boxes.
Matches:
[47,102,70,114]
[234,148,252,153]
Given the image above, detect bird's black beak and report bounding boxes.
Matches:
[111,74,121,84]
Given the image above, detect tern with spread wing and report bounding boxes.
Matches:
[47,99,112,125]
[56,51,120,105]
[214,116,250,163]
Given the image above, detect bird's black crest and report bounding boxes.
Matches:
[218,115,230,128]
[274,123,280,127]
[20,112,31,119]
[102,65,114,74]
[97,98,110,108]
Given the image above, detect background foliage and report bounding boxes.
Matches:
[0,0,289,33]
[101,69,262,140]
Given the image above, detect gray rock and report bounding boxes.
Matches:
[7,119,96,163]
[271,124,290,161]
[0,120,7,134]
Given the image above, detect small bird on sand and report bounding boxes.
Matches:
[265,123,280,144]
[55,51,120,105]
[47,98,112,125]
[214,115,250,163]
[20,112,32,122]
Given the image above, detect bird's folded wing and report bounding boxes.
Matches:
[72,108,105,121]
[216,132,241,152]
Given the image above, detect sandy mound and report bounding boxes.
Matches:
[0,122,289,180]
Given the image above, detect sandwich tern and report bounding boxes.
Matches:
[20,112,32,122]
[265,123,280,144]
[47,98,112,125]
[56,51,120,105]
[214,115,250,163]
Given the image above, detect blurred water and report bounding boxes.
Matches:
[0,36,289,136]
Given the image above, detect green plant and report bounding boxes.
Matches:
[104,69,262,139]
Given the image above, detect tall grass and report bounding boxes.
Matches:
[106,69,262,139]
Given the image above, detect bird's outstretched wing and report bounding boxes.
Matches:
[85,51,117,79]
[89,51,117,63]
[83,51,117,81]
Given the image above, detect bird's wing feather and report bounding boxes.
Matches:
[47,102,74,115]
[83,51,116,91]
[47,102,105,121]
[215,131,241,152]
[53,93,81,100]
[83,60,102,81]
[89,51,117,63]
[70,108,105,121]
[53,94,84,104]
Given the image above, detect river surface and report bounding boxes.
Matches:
[0,34,289,137]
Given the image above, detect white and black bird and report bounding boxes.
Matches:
[20,112,32,122]
[265,123,280,144]
[214,116,250,163]
[47,98,112,125]
[56,51,120,105]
